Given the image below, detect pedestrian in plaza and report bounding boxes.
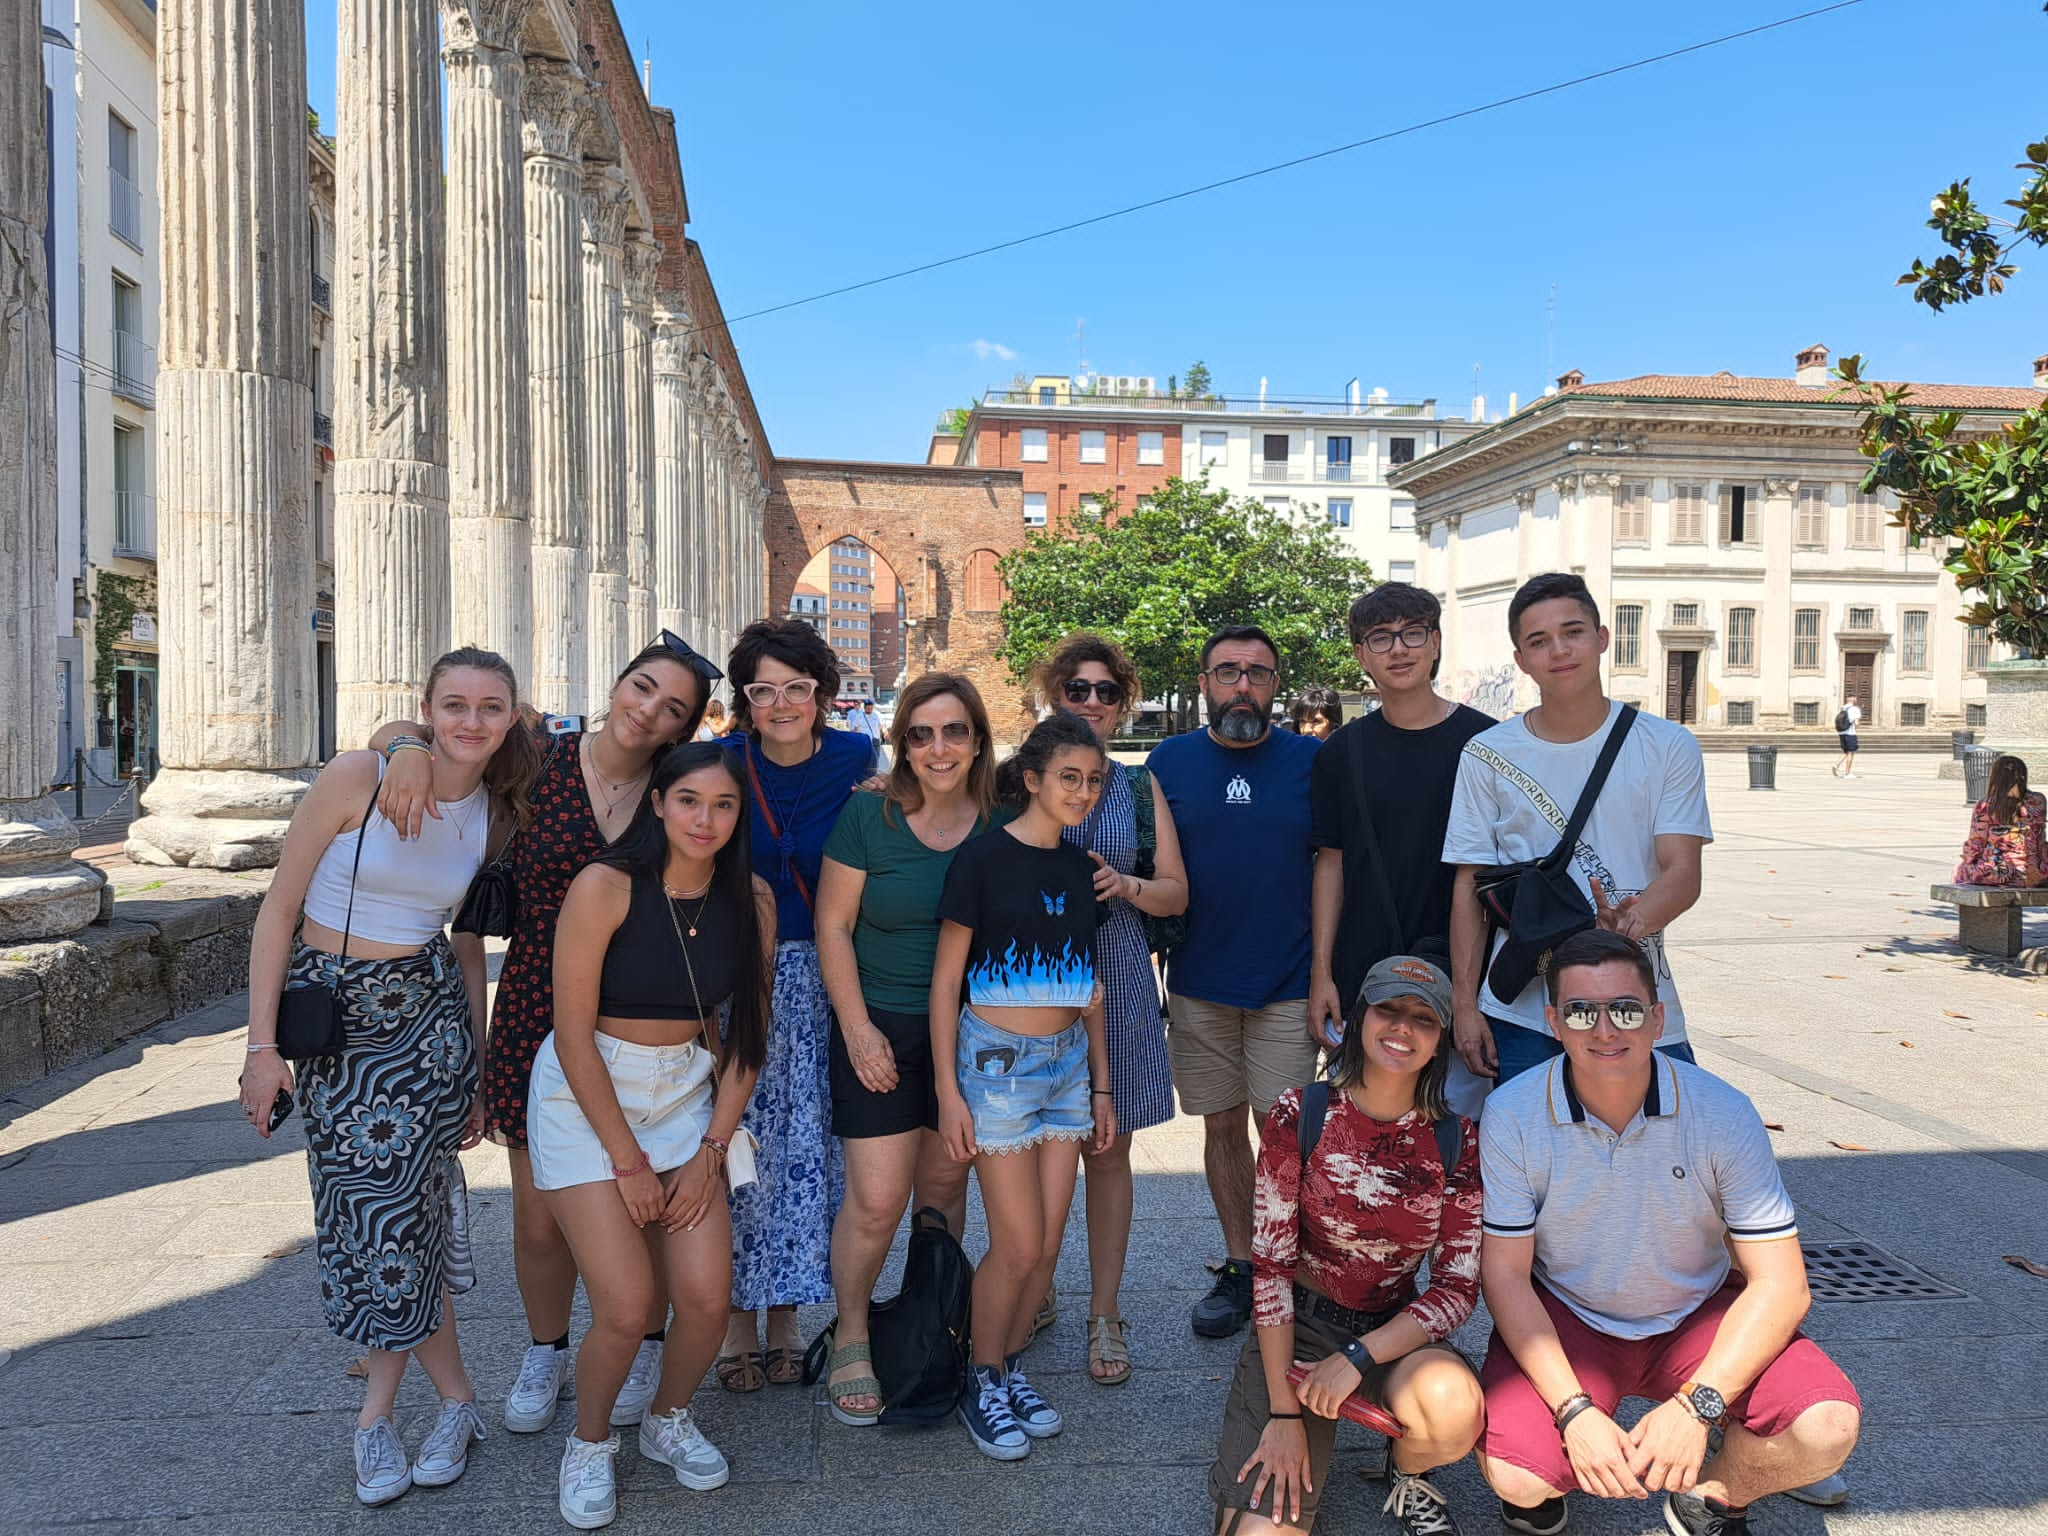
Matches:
[813,672,1000,1423]
[1033,633,1190,1385]
[1476,929,1861,1536]
[1287,686,1344,742]
[1306,586,1493,1067]
[695,697,728,743]
[537,743,774,1528]
[1148,626,1322,1340]
[370,633,717,1437]
[931,710,1116,1461]
[856,697,887,771]
[1831,697,1862,779]
[1954,753,2047,887]
[713,620,868,1390]
[1209,954,1484,1536]
[1443,573,1711,1088]
[239,647,534,1505]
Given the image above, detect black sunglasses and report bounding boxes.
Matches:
[658,629,724,683]
[1062,679,1125,705]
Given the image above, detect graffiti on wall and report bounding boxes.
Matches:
[1453,662,1525,719]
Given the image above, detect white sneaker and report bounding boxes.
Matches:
[412,1397,485,1487]
[610,1338,663,1426]
[557,1434,620,1530]
[506,1342,571,1433]
[353,1415,413,1506]
[639,1405,730,1490]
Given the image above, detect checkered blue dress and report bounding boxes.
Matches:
[1067,763,1175,1133]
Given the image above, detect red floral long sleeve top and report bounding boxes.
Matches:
[1251,1088,1483,1341]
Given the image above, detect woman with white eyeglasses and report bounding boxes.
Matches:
[711,620,870,1391]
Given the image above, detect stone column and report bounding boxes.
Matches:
[650,303,692,641]
[622,235,658,646]
[684,363,710,642]
[0,3,102,934]
[132,0,319,869]
[521,60,588,716]
[442,0,530,675]
[333,0,450,747]
[580,162,630,703]
[1761,477,1797,722]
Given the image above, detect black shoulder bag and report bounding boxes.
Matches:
[276,772,382,1061]
[1470,705,1637,1003]
[453,732,564,938]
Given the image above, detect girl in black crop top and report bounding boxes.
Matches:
[543,743,776,1468]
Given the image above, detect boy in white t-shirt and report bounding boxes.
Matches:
[1443,573,1713,1089]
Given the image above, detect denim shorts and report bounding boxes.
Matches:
[955,1005,1092,1154]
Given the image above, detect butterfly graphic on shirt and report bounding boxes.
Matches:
[1041,891,1065,916]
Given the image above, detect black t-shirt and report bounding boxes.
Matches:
[937,827,1099,1010]
[1309,703,1495,1008]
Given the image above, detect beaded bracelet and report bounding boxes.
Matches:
[611,1151,651,1179]
[383,734,433,762]
[701,1134,729,1159]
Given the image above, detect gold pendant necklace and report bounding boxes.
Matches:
[665,886,715,937]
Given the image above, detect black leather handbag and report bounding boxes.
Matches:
[276,774,381,1061]
[1472,705,1637,1002]
[452,850,515,938]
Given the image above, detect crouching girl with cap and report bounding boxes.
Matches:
[1210,954,1485,1536]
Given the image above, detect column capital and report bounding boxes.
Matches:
[1513,486,1540,512]
[1583,471,1621,493]
[1549,473,1580,500]
[441,0,528,58]
[520,58,588,161]
[625,234,660,312]
[579,163,631,251]
[1764,476,1799,499]
[652,312,693,376]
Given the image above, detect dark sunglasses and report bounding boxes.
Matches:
[657,629,724,683]
[1062,678,1125,706]
[904,721,975,748]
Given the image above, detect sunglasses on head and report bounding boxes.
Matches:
[657,630,724,683]
[1559,998,1650,1032]
[904,721,974,748]
[1062,678,1125,706]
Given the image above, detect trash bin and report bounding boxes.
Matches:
[1950,729,1977,761]
[1746,743,1777,791]
[1963,744,1999,803]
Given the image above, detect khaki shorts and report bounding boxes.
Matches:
[1167,993,1318,1119]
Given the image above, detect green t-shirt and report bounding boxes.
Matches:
[821,791,1010,1013]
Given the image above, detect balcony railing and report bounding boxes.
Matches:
[113,330,155,406]
[1251,460,1307,484]
[114,492,156,557]
[109,169,143,249]
[311,271,331,313]
[313,410,334,448]
[979,387,1439,417]
[1323,461,1353,482]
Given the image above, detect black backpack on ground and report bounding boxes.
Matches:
[1834,707,1852,733]
[802,1206,973,1427]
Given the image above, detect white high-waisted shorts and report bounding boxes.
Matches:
[528,1031,715,1191]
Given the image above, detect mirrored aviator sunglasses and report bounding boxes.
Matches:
[657,629,724,683]
[1559,998,1649,1032]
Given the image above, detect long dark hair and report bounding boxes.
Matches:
[424,646,544,833]
[1328,940,1453,1122]
[995,709,1105,808]
[1986,753,2029,824]
[598,743,769,1075]
[601,640,712,751]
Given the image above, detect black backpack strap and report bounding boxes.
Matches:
[1541,704,1638,872]
[1296,1080,1332,1169]
[1433,1115,1462,1191]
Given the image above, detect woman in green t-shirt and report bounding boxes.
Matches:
[813,672,1002,1425]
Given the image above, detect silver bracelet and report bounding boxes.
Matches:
[383,734,432,760]
[246,1042,279,1053]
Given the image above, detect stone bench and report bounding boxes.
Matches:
[1929,883,2048,959]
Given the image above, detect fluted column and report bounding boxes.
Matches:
[522,61,588,716]
[580,162,630,702]
[132,0,319,869]
[685,363,710,643]
[333,0,450,746]
[651,303,692,641]
[623,235,658,646]
[443,0,530,673]
[0,2,102,931]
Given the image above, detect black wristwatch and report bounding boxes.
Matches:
[1676,1379,1726,1425]
[1340,1337,1374,1376]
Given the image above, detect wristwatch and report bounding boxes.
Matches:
[1676,1379,1726,1425]
[1340,1337,1374,1376]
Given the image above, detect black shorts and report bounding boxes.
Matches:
[1838,733,1859,752]
[829,1005,939,1139]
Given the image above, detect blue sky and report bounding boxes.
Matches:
[307,0,2048,463]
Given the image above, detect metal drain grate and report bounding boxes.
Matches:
[1801,1241,1965,1302]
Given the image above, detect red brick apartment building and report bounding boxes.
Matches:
[954,377,1183,529]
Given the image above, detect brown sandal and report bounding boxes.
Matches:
[714,1350,765,1393]
[1088,1313,1132,1385]
[763,1343,804,1386]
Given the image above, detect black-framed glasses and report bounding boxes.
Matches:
[1362,624,1436,655]
[1203,662,1277,688]
[1559,998,1650,1032]
[658,629,725,683]
[1062,678,1125,706]
[904,721,975,748]
[742,678,819,707]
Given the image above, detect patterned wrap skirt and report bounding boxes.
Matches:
[293,935,478,1351]
[728,940,845,1309]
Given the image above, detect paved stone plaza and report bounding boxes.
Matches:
[1,753,2043,1535]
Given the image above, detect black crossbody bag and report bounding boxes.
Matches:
[276,773,382,1061]
[1470,705,1637,1003]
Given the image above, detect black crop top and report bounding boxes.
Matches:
[598,874,740,1021]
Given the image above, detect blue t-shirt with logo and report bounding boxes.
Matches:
[1147,726,1320,1008]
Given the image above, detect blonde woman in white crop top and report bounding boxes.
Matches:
[236,646,541,1508]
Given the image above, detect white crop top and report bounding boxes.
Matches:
[302,763,490,945]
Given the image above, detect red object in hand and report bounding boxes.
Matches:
[1285,1363,1405,1437]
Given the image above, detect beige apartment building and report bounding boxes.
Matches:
[1395,347,2047,734]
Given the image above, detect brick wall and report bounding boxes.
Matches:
[972,417,1181,526]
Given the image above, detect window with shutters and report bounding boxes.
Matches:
[1614,482,1649,544]
[1263,433,1289,464]
[1848,494,1884,548]
[1726,607,1756,671]
[1717,483,1760,545]
[1137,431,1164,466]
[1900,702,1928,727]
[1793,701,1821,726]
[1390,498,1416,531]
[1966,625,1989,672]
[1388,436,1416,466]
[1793,608,1822,671]
[1023,492,1047,527]
[1613,605,1644,670]
[1726,700,1755,726]
[1079,429,1106,465]
[1200,430,1227,466]
[1795,486,1829,548]
[1670,483,1706,543]
[1901,610,1929,672]
[1020,428,1048,463]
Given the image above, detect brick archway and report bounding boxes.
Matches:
[765,460,1033,740]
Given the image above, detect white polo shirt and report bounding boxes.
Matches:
[1479,1053,1798,1340]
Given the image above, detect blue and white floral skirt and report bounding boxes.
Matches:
[729,940,845,1310]
[293,935,477,1351]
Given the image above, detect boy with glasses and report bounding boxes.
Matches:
[1476,930,1860,1536]
[1148,626,1322,1339]
[1308,586,1494,1063]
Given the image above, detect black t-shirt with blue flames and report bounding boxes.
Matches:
[937,827,1098,1009]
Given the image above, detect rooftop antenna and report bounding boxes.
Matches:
[642,39,652,95]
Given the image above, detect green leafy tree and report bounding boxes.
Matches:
[1183,360,1213,399]
[936,401,974,437]
[995,476,1370,730]
[1840,129,2048,654]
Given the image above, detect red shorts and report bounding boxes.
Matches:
[1480,1283,1860,1493]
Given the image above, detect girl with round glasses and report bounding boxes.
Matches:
[712,620,870,1391]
